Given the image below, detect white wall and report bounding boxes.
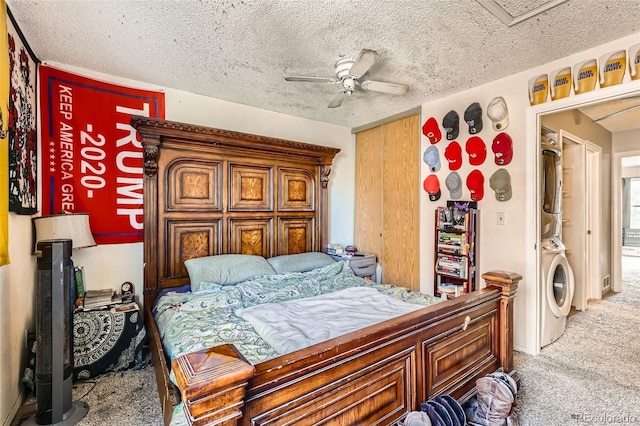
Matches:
[622,165,640,178]
[614,128,640,154]
[420,32,640,356]
[0,63,355,426]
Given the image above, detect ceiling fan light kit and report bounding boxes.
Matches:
[285,49,409,108]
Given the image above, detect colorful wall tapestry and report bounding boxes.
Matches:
[39,65,165,245]
[8,9,38,214]
[0,0,11,266]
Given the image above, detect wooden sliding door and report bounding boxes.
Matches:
[355,114,420,290]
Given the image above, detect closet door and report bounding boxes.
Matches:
[561,130,587,311]
[354,115,420,290]
[355,127,383,259]
[381,115,420,290]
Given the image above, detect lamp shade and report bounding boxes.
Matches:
[33,213,97,253]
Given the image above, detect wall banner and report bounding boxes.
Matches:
[8,8,39,215]
[39,65,165,245]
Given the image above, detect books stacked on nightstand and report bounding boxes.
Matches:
[326,243,344,256]
[80,289,120,311]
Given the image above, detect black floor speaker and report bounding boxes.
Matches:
[25,239,88,425]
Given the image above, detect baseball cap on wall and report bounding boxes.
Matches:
[445,171,462,199]
[464,102,483,134]
[491,133,513,166]
[487,96,509,131]
[466,169,484,201]
[423,174,441,201]
[422,117,442,144]
[423,145,441,172]
[442,110,459,140]
[444,141,462,170]
[490,168,512,201]
[465,136,487,166]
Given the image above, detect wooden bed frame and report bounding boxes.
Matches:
[132,116,522,426]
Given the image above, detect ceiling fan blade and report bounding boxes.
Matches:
[328,91,347,108]
[285,76,337,83]
[348,49,379,78]
[360,80,409,95]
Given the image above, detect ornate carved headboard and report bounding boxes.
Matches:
[132,117,340,311]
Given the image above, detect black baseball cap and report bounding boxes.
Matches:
[464,102,483,134]
[442,110,459,140]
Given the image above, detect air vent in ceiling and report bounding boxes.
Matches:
[476,0,569,27]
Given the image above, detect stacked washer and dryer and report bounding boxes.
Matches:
[540,133,575,347]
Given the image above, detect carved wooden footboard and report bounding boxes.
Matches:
[149,270,520,426]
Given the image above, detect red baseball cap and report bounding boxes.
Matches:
[444,141,462,170]
[422,117,442,144]
[491,132,513,166]
[466,169,484,201]
[423,174,441,201]
[465,136,487,166]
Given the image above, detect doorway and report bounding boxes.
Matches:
[525,82,640,354]
[614,151,640,292]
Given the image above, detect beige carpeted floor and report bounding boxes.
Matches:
[513,255,640,426]
[46,256,640,426]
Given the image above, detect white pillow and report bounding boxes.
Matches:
[185,254,276,292]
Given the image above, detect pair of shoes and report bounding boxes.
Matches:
[419,394,466,426]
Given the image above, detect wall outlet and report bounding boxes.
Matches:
[497,212,506,225]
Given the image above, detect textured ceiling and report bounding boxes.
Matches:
[6,0,640,129]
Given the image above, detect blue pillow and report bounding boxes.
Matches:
[267,252,335,274]
[185,254,276,292]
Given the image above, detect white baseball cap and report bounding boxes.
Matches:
[487,96,509,131]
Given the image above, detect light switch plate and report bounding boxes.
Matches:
[497,212,506,225]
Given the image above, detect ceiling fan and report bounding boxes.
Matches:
[285,49,409,108]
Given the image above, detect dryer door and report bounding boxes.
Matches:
[546,254,575,317]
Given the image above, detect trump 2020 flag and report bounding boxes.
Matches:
[39,65,165,245]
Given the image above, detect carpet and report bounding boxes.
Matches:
[513,255,640,426]
[74,367,163,426]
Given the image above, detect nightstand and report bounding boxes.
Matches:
[73,302,146,381]
[330,253,377,281]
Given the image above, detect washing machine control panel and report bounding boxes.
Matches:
[541,236,565,252]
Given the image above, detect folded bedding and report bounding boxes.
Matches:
[154,260,441,365]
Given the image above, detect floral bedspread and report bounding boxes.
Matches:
[155,260,440,366]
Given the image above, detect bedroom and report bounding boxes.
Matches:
[1,1,639,425]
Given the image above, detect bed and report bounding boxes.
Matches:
[132,116,522,426]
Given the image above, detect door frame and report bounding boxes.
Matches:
[525,80,640,354]
[586,141,602,299]
[612,148,640,292]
